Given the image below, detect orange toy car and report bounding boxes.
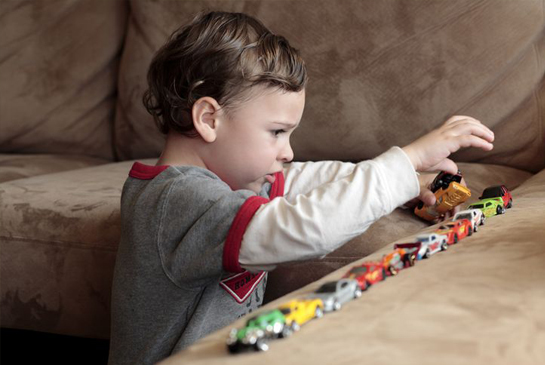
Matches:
[382,248,416,276]
[415,171,471,221]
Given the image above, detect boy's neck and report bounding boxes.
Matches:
[156,132,207,169]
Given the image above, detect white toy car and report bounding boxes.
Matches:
[453,209,485,232]
[414,233,448,259]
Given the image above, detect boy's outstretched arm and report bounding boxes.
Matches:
[236,115,494,272]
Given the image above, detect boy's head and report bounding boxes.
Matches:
[143,11,308,137]
[143,11,308,193]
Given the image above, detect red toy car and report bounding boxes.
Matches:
[435,218,472,244]
[343,262,386,290]
[479,185,513,209]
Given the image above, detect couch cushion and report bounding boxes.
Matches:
[160,167,545,365]
[0,154,108,183]
[0,0,128,160]
[115,0,544,173]
[0,158,530,340]
[0,159,154,338]
[263,162,533,302]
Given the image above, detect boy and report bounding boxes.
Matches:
[108,11,494,365]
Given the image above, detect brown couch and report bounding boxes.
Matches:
[1,1,543,358]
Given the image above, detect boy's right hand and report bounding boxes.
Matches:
[402,116,494,174]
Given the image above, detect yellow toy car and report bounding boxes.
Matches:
[277,298,324,330]
[415,171,471,221]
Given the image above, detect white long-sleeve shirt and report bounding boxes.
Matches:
[238,146,419,271]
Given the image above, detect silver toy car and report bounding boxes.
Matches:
[307,279,362,312]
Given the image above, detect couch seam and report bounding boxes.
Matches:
[0,235,118,252]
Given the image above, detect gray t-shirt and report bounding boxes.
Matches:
[108,164,273,365]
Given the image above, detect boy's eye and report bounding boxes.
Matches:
[272,129,286,136]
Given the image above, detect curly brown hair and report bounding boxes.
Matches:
[143,11,308,136]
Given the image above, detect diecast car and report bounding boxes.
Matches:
[479,185,512,208]
[415,233,448,256]
[453,209,484,231]
[435,219,472,245]
[467,198,506,218]
[394,238,445,260]
[227,309,287,353]
[278,298,325,330]
[307,279,362,312]
[382,248,416,276]
[415,171,471,221]
[343,261,386,289]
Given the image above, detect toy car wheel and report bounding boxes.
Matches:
[480,216,486,225]
[474,224,478,233]
[228,343,240,354]
[406,254,416,267]
[314,307,324,319]
[454,234,459,244]
[280,325,292,338]
[388,266,397,276]
[333,301,342,311]
[291,322,300,332]
[382,268,387,280]
[255,339,269,352]
[354,288,362,298]
[496,205,505,215]
[440,241,448,251]
[507,199,512,208]
[424,248,431,259]
[468,226,473,236]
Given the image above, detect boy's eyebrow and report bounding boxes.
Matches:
[271,121,299,129]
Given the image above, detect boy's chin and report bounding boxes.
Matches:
[242,179,268,194]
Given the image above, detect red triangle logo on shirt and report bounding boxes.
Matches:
[219,271,266,304]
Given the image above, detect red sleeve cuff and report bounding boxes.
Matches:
[222,172,285,273]
[223,196,269,273]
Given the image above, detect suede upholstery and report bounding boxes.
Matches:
[0,1,544,355]
[160,169,545,365]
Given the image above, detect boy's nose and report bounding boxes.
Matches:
[278,142,294,163]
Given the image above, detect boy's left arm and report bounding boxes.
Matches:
[237,147,420,272]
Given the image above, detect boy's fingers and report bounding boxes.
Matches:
[419,189,436,206]
[457,134,494,151]
[444,115,481,126]
[447,122,495,142]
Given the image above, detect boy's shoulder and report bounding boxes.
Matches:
[125,163,257,204]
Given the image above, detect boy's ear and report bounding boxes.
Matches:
[192,97,222,143]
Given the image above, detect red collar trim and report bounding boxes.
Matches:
[129,162,169,180]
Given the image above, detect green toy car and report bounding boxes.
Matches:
[467,197,506,218]
[227,309,292,353]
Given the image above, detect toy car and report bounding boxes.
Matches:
[227,309,288,353]
[479,185,512,208]
[277,299,325,330]
[343,262,386,289]
[453,209,484,232]
[435,219,472,244]
[307,279,362,312]
[382,248,416,276]
[394,236,445,260]
[416,233,448,255]
[467,198,506,217]
[415,171,471,221]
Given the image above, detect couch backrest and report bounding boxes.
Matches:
[115,0,545,172]
[0,0,128,161]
